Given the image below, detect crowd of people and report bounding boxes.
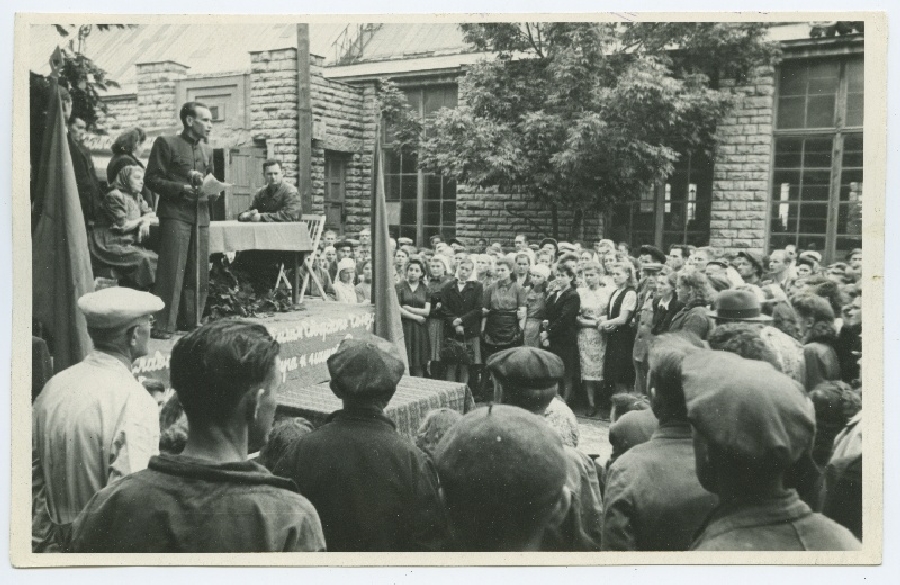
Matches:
[31,228,865,553]
[311,232,863,421]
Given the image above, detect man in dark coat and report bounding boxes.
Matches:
[67,116,102,228]
[685,350,860,551]
[602,333,718,551]
[487,346,604,551]
[146,102,214,338]
[70,320,325,552]
[274,335,448,552]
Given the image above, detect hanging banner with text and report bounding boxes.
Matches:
[132,301,376,389]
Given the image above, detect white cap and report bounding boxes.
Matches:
[78,287,164,330]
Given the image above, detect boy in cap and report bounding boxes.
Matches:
[487,346,603,551]
[273,336,447,552]
[32,288,163,552]
[435,404,571,551]
[70,320,325,552]
[602,334,718,551]
[683,351,860,550]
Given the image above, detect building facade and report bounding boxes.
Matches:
[32,22,864,261]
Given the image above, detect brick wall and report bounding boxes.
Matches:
[136,61,189,132]
[249,48,300,185]
[708,65,776,257]
[95,95,139,136]
[310,56,371,233]
[456,188,603,247]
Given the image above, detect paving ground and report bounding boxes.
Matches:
[574,412,611,463]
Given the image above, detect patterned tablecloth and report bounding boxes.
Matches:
[277,376,474,439]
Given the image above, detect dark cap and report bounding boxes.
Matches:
[737,251,764,276]
[335,240,353,250]
[327,335,405,400]
[639,245,667,264]
[435,405,567,519]
[683,350,814,469]
[708,289,773,322]
[540,237,558,250]
[487,346,564,389]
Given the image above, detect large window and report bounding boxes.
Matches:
[610,150,713,250]
[384,85,457,243]
[769,57,863,261]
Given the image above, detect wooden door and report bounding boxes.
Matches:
[324,154,347,235]
[223,146,267,219]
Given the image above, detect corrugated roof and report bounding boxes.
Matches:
[27,23,353,95]
[356,23,469,62]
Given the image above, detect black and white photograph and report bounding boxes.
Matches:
[8,8,889,569]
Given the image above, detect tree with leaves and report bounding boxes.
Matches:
[415,22,780,240]
[31,25,134,204]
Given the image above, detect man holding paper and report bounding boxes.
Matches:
[145,101,216,339]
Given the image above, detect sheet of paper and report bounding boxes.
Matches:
[200,174,231,197]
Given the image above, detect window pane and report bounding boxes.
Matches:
[401,176,418,200]
[777,96,806,129]
[404,90,422,117]
[842,134,863,168]
[424,86,458,117]
[835,237,862,260]
[800,184,830,202]
[802,170,832,187]
[845,93,863,127]
[400,201,417,224]
[385,149,401,174]
[837,203,863,236]
[663,202,685,231]
[772,171,801,201]
[775,137,803,167]
[425,174,443,200]
[797,203,828,234]
[805,95,836,128]
[770,234,798,251]
[798,235,826,252]
[400,226,417,242]
[803,137,833,168]
[443,178,457,200]
[442,204,456,223]
[401,152,418,174]
[846,60,864,93]
[807,62,840,95]
[424,199,441,217]
[779,63,807,96]
[839,171,863,203]
[385,174,400,201]
[771,202,798,234]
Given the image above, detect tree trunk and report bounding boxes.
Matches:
[569,207,584,242]
[550,203,559,240]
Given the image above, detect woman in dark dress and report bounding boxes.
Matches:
[599,262,638,394]
[481,257,527,401]
[541,263,581,404]
[425,255,453,378]
[442,257,484,387]
[88,165,158,289]
[106,128,155,209]
[397,258,431,377]
[650,271,685,335]
[667,270,715,340]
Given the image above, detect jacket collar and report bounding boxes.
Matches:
[326,406,396,430]
[699,490,812,542]
[180,129,202,145]
[652,420,693,440]
[149,453,298,491]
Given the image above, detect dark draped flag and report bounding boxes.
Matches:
[371,118,408,369]
[32,52,94,373]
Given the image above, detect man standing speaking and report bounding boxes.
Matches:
[146,102,214,339]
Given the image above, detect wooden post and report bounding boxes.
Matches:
[296,23,313,214]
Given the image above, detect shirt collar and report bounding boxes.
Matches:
[180,129,201,145]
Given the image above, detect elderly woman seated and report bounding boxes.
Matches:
[88,165,158,289]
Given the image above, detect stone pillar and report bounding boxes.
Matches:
[249,48,299,186]
[135,60,189,132]
[708,65,776,257]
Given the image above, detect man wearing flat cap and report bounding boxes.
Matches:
[632,261,665,395]
[487,347,603,551]
[274,335,448,552]
[32,288,163,552]
[602,334,718,551]
[683,351,860,551]
[435,404,571,551]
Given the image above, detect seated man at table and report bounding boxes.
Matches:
[273,335,448,552]
[237,160,302,222]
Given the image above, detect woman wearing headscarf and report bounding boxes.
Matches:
[106,128,155,209]
[88,165,158,289]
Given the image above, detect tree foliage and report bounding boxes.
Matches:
[416,22,780,239]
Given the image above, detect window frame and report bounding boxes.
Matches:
[767,52,864,262]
